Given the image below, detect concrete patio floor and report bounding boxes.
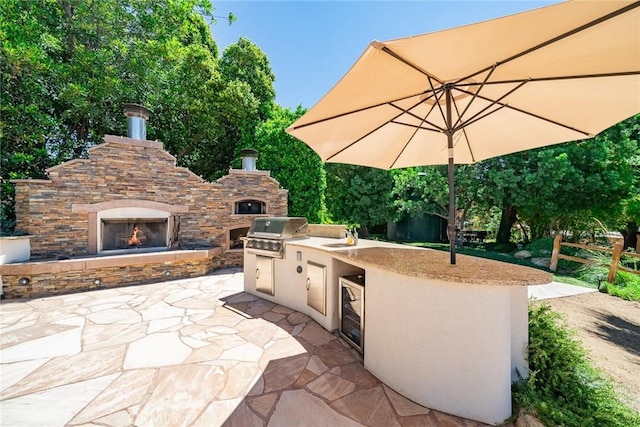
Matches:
[528,281,597,300]
[1,268,491,427]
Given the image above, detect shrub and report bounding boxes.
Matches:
[601,271,640,302]
[574,252,640,302]
[513,303,639,426]
[483,242,516,253]
[524,237,554,255]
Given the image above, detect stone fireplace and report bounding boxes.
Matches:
[2,110,287,298]
[101,217,168,252]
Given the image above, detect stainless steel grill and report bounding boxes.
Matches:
[245,217,309,258]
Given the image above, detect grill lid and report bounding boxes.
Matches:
[247,217,308,239]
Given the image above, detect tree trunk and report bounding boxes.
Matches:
[58,0,76,56]
[620,221,638,252]
[496,205,517,244]
[515,215,530,244]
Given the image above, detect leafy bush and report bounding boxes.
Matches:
[574,252,640,302]
[600,271,640,302]
[524,237,554,256]
[483,241,516,253]
[574,263,609,287]
[513,304,640,426]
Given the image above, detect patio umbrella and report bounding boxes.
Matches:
[286,0,640,264]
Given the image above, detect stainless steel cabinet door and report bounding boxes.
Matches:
[256,256,275,296]
[307,261,326,315]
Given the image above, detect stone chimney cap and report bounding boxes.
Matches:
[240,148,258,157]
[123,103,151,120]
[241,148,258,171]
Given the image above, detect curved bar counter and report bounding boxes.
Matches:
[244,237,552,425]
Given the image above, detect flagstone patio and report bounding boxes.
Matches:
[1,268,493,426]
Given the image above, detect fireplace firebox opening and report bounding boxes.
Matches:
[101,218,168,252]
[229,227,250,250]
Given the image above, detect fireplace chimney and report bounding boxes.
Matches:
[123,103,150,140]
[241,149,258,171]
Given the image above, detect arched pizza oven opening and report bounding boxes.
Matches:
[235,200,265,215]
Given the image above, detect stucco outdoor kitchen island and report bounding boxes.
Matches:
[243,236,552,425]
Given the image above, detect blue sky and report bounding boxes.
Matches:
[211,1,558,110]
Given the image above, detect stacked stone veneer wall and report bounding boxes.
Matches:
[13,135,287,259]
[5,135,287,299]
[1,252,218,299]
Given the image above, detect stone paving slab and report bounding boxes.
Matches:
[1,268,493,426]
[528,281,597,300]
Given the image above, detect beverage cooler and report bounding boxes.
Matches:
[339,273,365,354]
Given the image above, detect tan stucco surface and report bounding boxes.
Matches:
[331,247,552,286]
[288,238,552,287]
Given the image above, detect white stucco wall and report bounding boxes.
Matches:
[244,238,531,425]
[510,286,529,382]
[243,244,363,333]
[364,268,518,425]
[0,236,32,265]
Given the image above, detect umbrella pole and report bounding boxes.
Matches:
[446,86,456,265]
[447,138,456,265]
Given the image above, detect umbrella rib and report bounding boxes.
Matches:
[389,121,446,133]
[456,104,508,133]
[388,109,435,169]
[463,71,640,87]
[428,76,449,131]
[325,108,410,162]
[451,96,477,163]
[454,87,591,136]
[389,100,446,133]
[453,65,496,130]
[377,45,445,84]
[455,1,640,85]
[453,80,530,131]
[289,90,439,131]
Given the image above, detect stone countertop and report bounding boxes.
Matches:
[288,237,552,287]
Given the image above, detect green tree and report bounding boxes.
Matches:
[249,105,326,223]
[0,0,264,232]
[387,116,639,246]
[390,164,482,244]
[391,167,448,220]
[477,116,639,244]
[219,37,275,122]
[201,37,277,180]
[325,164,395,236]
[596,115,640,249]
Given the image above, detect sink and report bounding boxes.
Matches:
[321,243,356,248]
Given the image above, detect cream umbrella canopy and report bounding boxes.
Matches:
[286,0,640,264]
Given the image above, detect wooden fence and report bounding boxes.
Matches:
[550,235,640,283]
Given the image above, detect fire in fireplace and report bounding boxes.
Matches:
[101,218,168,251]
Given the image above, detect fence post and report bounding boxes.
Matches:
[550,235,562,272]
[607,241,624,283]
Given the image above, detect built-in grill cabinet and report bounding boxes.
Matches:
[339,273,365,354]
[245,217,309,259]
[255,255,275,296]
[307,262,326,315]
